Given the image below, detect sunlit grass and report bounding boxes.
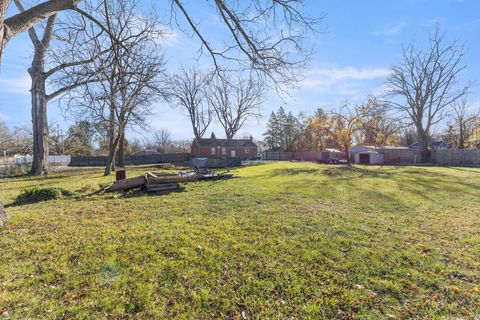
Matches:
[0,162,479,318]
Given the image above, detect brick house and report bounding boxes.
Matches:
[191,133,258,160]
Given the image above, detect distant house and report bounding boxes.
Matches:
[408,141,450,150]
[191,133,258,160]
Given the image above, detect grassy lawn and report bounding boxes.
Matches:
[1,162,479,319]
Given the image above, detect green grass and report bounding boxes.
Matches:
[0,162,479,319]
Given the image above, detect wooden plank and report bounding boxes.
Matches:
[106,175,146,192]
[146,183,180,192]
[146,175,190,184]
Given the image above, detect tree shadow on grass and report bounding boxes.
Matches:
[321,165,480,201]
[119,187,186,198]
[444,166,480,174]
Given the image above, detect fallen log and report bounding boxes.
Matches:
[106,175,146,192]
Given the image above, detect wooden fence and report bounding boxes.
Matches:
[375,149,420,165]
[261,151,345,162]
[261,151,294,161]
[70,153,190,166]
[262,148,480,166]
[432,149,480,165]
[379,149,480,166]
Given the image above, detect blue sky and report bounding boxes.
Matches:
[0,0,479,141]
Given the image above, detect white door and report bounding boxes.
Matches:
[231,150,236,157]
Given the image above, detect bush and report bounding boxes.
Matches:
[15,187,77,204]
[78,183,98,194]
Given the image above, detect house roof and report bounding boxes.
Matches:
[409,141,449,149]
[430,141,449,148]
[194,138,257,148]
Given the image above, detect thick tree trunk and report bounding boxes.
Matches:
[417,129,430,163]
[28,61,49,175]
[0,1,11,63]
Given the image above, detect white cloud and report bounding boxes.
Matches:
[374,21,408,36]
[301,66,391,93]
[0,75,31,94]
[297,66,392,103]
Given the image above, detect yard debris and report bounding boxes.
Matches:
[106,168,235,193]
[180,168,233,181]
[106,175,146,192]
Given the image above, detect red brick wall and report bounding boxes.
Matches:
[191,142,257,160]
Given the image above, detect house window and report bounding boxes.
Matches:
[245,148,249,154]
[211,147,215,156]
[222,147,226,156]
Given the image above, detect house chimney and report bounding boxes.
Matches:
[249,135,253,142]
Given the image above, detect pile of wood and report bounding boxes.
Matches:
[179,168,234,181]
[106,172,189,193]
[106,169,234,193]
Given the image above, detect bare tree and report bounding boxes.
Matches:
[13,0,108,175]
[448,100,479,149]
[0,121,13,152]
[208,75,263,139]
[1,0,77,61]
[386,26,472,162]
[152,129,172,153]
[64,0,166,175]
[167,68,212,139]
[2,1,318,89]
[170,0,319,90]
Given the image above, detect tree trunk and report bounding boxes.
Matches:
[104,135,118,176]
[0,2,8,63]
[117,129,125,168]
[345,145,351,164]
[28,66,49,175]
[458,120,465,149]
[417,129,430,163]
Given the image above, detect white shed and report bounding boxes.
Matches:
[354,151,384,165]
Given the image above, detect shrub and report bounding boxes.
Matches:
[15,187,77,204]
[78,183,98,194]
